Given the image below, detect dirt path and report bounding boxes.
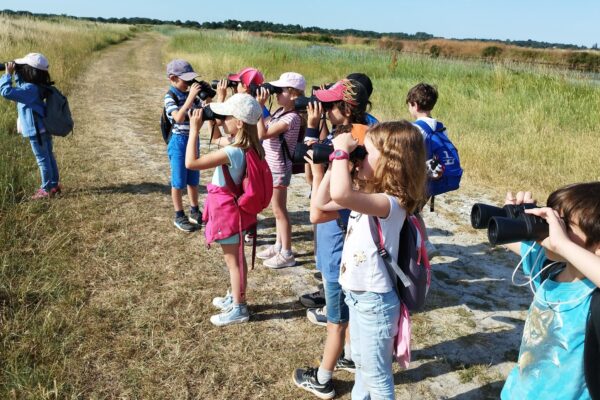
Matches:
[57,33,530,399]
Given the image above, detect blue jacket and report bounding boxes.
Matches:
[0,73,46,137]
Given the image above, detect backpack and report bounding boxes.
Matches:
[369,214,431,311]
[39,85,73,137]
[413,120,463,197]
[274,108,306,174]
[160,91,179,144]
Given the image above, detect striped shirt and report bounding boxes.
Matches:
[262,108,301,175]
[164,86,201,136]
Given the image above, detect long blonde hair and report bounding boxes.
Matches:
[230,122,265,159]
[360,121,427,214]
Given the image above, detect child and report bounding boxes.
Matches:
[292,83,370,398]
[185,93,264,326]
[500,182,600,399]
[165,59,202,232]
[254,72,306,269]
[0,53,60,199]
[215,67,265,102]
[406,82,446,257]
[313,121,427,399]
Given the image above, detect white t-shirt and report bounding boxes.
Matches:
[339,195,407,293]
[414,117,448,138]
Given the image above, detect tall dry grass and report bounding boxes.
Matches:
[0,14,135,209]
[164,29,600,200]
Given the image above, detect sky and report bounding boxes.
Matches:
[1,0,599,48]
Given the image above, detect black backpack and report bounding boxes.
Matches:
[36,84,74,137]
[160,91,179,144]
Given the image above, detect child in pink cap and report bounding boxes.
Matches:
[255,72,306,269]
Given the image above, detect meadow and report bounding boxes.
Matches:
[0,18,599,399]
[164,28,600,200]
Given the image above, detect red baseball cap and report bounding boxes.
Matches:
[228,67,264,86]
[314,79,369,108]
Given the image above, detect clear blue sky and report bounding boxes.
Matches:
[2,0,599,47]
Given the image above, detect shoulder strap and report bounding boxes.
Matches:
[275,108,299,163]
[585,289,600,398]
[413,119,446,136]
[222,162,243,198]
[368,216,413,289]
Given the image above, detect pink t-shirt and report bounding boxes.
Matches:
[262,108,301,175]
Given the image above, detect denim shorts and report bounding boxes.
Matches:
[324,279,349,324]
[167,134,199,189]
[214,230,245,245]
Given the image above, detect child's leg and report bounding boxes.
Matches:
[171,188,184,212]
[346,290,400,400]
[45,135,59,188]
[187,184,199,208]
[221,241,247,304]
[321,279,349,372]
[29,135,54,191]
[271,186,291,252]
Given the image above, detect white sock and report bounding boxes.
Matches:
[273,242,282,252]
[344,343,352,361]
[317,365,333,384]
[281,249,293,258]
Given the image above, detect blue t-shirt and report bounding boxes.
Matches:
[501,242,595,400]
[211,146,246,187]
[316,209,351,283]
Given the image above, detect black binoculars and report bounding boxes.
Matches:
[185,79,216,101]
[293,96,335,112]
[470,203,548,246]
[210,79,238,90]
[249,82,283,97]
[201,104,226,121]
[293,142,367,165]
[0,63,6,71]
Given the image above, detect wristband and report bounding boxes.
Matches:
[329,149,349,162]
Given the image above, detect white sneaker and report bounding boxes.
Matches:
[257,245,279,260]
[263,252,296,269]
[212,291,233,310]
[425,240,439,258]
[210,304,250,326]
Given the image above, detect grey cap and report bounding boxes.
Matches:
[166,59,198,81]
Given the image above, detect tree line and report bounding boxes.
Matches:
[0,9,594,51]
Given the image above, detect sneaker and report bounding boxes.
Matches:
[256,245,279,260]
[300,288,326,308]
[212,292,233,310]
[188,208,201,225]
[173,215,197,233]
[210,304,250,326]
[335,356,356,373]
[244,232,255,244]
[31,188,51,200]
[292,367,335,400]
[307,306,327,327]
[425,240,439,259]
[50,183,63,196]
[264,252,296,269]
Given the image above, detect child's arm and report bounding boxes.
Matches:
[0,65,38,104]
[171,82,201,124]
[258,118,290,140]
[308,157,342,224]
[313,168,349,213]
[329,132,391,218]
[185,109,229,170]
[526,207,600,287]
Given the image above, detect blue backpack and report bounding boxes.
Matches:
[414,120,463,197]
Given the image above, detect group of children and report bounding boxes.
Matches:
[2,52,600,399]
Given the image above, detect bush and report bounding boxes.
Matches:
[430,45,442,58]
[482,46,503,58]
[567,52,600,72]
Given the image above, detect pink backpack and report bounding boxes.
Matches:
[232,148,273,215]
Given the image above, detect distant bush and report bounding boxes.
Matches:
[430,45,442,58]
[482,46,503,58]
[567,52,600,72]
[378,37,403,52]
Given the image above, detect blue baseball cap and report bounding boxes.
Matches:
[166,59,198,81]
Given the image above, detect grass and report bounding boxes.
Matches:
[163,29,600,200]
[0,14,135,209]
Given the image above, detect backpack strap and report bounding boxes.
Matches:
[368,216,413,289]
[413,119,446,137]
[222,164,243,198]
[273,107,300,163]
[585,289,600,398]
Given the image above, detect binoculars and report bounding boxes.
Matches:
[470,203,548,246]
[210,79,238,90]
[293,96,335,112]
[185,79,217,101]
[201,104,226,121]
[292,142,367,165]
[0,62,6,71]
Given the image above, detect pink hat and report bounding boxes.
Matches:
[14,53,49,71]
[228,67,264,87]
[314,79,369,107]
[269,72,306,91]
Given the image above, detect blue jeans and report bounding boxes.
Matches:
[29,133,59,191]
[345,289,400,400]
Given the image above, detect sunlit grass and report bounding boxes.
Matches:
[165,29,600,200]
